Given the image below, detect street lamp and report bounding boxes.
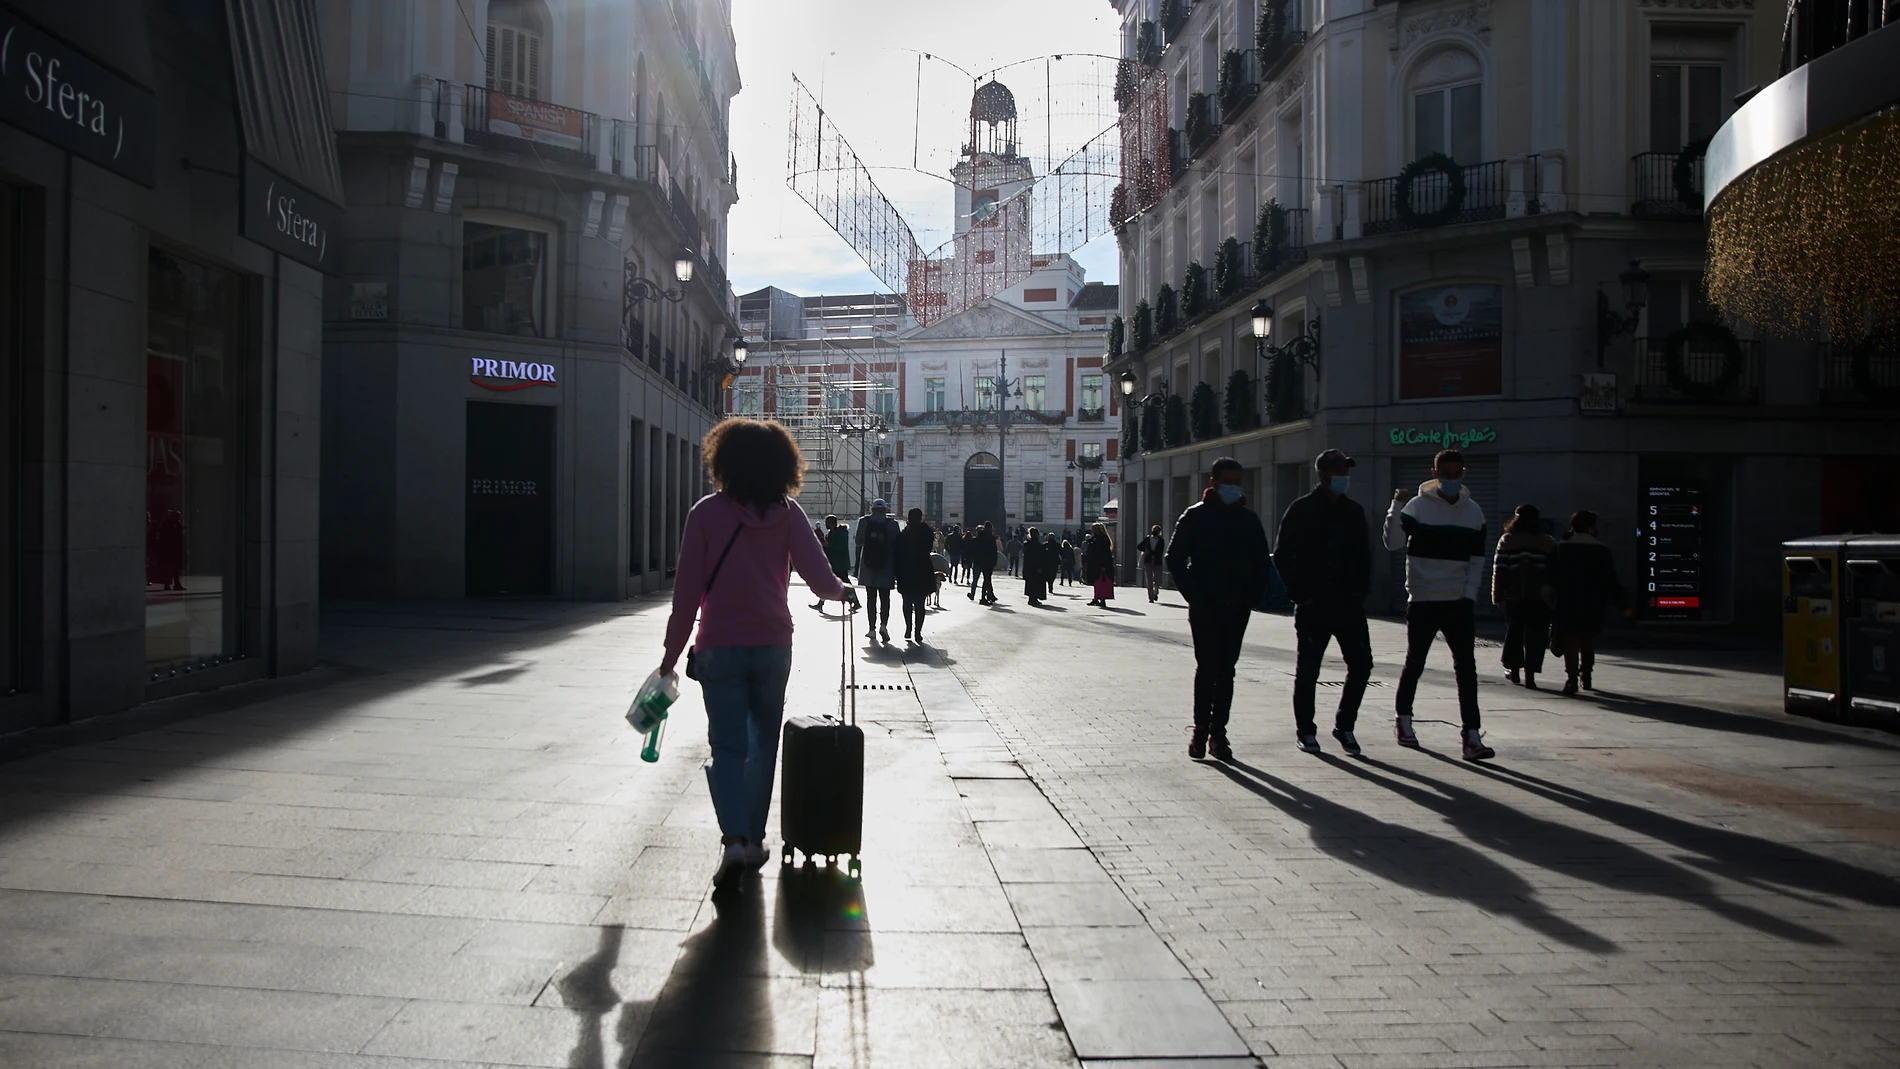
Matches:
[1249,299,1322,379]
[628,254,698,303]
[1595,260,1651,367]
[732,339,749,366]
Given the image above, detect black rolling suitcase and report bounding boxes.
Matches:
[779,605,864,877]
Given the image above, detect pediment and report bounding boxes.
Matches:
[905,300,1066,341]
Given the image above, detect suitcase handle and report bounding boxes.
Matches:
[840,598,856,727]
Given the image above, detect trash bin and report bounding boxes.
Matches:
[1843,536,1900,720]
[1782,537,1848,717]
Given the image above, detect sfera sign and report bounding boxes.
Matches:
[241,157,342,271]
[0,9,157,185]
[470,357,558,391]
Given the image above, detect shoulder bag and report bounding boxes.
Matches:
[684,522,745,681]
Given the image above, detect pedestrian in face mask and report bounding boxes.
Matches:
[1165,457,1272,762]
[1273,449,1374,756]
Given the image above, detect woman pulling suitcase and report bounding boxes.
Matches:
[659,419,859,892]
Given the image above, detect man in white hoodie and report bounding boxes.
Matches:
[1383,449,1496,760]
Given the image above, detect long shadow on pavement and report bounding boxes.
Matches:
[1209,759,1617,954]
[1436,754,1900,911]
[1327,754,1836,945]
[1576,689,1900,750]
[555,924,653,1068]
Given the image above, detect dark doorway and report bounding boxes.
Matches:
[964,451,1003,531]
[466,402,555,596]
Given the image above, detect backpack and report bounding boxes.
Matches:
[860,516,894,570]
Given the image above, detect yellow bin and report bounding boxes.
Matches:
[1783,536,1848,716]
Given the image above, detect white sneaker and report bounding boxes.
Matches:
[1295,734,1322,754]
[712,842,746,891]
[743,841,770,869]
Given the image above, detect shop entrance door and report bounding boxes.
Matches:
[466,402,554,596]
[964,451,1004,531]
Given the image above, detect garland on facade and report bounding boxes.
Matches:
[1110,183,1130,230]
[1190,381,1221,441]
[1255,0,1284,55]
[1224,369,1258,432]
[1108,315,1125,359]
[1114,60,1138,113]
[1185,92,1215,153]
[1162,393,1190,448]
[1662,321,1746,401]
[1393,152,1466,229]
[1182,261,1209,318]
[1252,199,1287,275]
[1154,283,1178,336]
[1159,0,1182,37]
[1137,20,1162,66]
[1214,237,1243,297]
[1132,299,1153,351]
[1139,399,1163,452]
[1217,49,1248,113]
[1673,135,1712,210]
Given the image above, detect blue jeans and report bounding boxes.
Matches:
[694,644,795,843]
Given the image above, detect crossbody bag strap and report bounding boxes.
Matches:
[703,522,744,595]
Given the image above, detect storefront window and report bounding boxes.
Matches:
[146,248,243,669]
[463,221,548,336]
[1024,481,1044,523]
[1082,481,1104,520]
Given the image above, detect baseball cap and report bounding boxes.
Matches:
[871,498,888,510]
[1314,448,1355,472]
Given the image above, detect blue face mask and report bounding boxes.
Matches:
[1216,484,1243,505]
[1329,475,1351,496]
[1436,478,1463,498]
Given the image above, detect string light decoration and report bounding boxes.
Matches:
[1705,105,1900,342]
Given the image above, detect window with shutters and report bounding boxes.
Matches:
[486,2,546,100]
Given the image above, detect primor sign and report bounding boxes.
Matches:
[470,357,558,391]
[0,8,157,186]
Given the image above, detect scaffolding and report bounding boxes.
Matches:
[786,55,1162,328]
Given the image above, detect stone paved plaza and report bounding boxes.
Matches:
[0,583,1896,1068]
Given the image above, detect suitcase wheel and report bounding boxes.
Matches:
[848,856,862,880]
[781,850,794,868]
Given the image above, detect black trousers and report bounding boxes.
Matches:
[1293,599,1374,736]
[1188,602,1252,738]
[969,566,994,601]
[1394,599,1481,731]
[1502,598,1551,674]
[899,590,926,634]
[863,586,891,630]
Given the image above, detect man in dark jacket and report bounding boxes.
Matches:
[1166,457,1273,762]
[968,521,1000,604]
[1273,449,1374,755]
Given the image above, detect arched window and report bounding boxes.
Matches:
[1408,48,1482,163]
[486,0,546,100]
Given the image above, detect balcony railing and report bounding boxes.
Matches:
[1218,50,1261,124]
[1364,157,1531,236]
[1820,341,1900,404]
[1162,0,1193,43]
[900,408,1068,428]
[463,86,600,170]
[1632,151,1704,219]
[1257,0,1307,80]
[1076,406,1107,423]
[1631,337,1764,404]
[1073,454,1106,470]
[1781,0,1898,76]
[669,181,701,250]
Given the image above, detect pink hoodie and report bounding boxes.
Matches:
[661,492,851,673]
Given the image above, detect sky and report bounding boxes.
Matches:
[725,0,1123,299]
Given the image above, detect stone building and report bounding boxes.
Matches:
[319,0,740,599]
[1107,0,1898,631]
[0,0,337,729]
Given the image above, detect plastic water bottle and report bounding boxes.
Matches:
[640,720,666,763]
[627,670,678,735]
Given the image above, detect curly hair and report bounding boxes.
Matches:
[702,418,805,509]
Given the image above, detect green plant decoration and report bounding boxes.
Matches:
[1190,381,1221,440]
[1182,261,1208,317]
[1252,198,1288,275]
[1132,300,1153,351]
[1139,400,1162,452]
[1393,152,1466,229]
[1265,352,1303,423]
[1214,237,1243,296]
[1154,284,1177,336]
[1224,369,1257,432]
[1163,393,1190,448]
[1108,315,1125,359]
[1137,20,1162,65]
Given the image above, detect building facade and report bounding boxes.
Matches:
[1108,0,1899,632]
[319,0,739,600]
[0,0,338,731]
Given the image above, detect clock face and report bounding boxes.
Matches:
[971,191,999,225]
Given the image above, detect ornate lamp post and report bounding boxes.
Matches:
[1595,261,1651,367]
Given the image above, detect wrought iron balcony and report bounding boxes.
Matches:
[1168,129,1188,182]
[1073,454,1106,470]
[1076,406,1107,423]
[1631,337,1764,405]
[1364,157,1533,236]
[1820,341,1900,405]
[1632,151,1704,219]
[1161,0,1192,44]
[1186,93,1219,157]
[1218,50,1261,124]
[462,86,599,171]
[900,408,1067,428]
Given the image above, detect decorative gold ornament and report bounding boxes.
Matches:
[1705,106,1900,342]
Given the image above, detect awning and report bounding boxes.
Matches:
[224,0,344,270]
